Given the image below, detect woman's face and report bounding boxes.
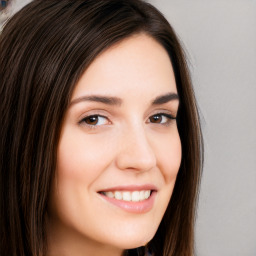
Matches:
[48,34,181,255]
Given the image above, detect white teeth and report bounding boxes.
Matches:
[105,191,114,198]
[132,191,140,202]
[103,190,152,201]
[144,190,150,199]
[123,191,131,201]
[139,191,145,200]
[114,191,122,200]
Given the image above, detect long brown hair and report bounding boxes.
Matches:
[0,1,203,255]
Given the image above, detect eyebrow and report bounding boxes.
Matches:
[151,92,179,105]
[69,92,179,107]
[70,95,122,107]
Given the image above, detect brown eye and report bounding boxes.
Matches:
[148,113,175,125]
[80,115,109,127]
[84,116,99,125]
[149,114,163,123]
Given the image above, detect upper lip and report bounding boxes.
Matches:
[98,184,158,192]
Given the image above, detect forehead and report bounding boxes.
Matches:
[72,33,177,101]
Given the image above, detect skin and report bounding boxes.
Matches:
[47,33,182,256]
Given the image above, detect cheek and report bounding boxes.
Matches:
[56,128,117,185]
[50,129,118,224]
[155,131,182,184]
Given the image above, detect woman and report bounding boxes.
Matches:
[0,0,203,255]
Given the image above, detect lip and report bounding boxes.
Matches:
[97,184,158,213]
[98,184,158,192]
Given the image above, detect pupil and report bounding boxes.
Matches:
[151,115,161,123]
[87,116,98,125]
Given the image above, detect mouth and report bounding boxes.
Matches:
[99,190,153,202]
[97,186,157,213]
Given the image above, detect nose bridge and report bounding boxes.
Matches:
[116,121,157,171]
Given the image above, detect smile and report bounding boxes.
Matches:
[98,186,157,213]
[100,190,151,202]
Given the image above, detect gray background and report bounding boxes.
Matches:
[1,1,256,255]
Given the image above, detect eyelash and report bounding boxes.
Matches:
[147,113,176,126]
[79,113,176,129]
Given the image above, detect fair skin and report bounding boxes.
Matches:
[47,33,181,256]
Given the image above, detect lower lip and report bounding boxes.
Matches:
[99,191,156,213]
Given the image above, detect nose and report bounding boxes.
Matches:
[115,124,157,172]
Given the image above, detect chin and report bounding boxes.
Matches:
[108,228,156,250]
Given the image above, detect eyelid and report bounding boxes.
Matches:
[146,112,177,126]
[78,114,111,129]
[149,113,176,120]
[149,109,177,119]
[77,109,177,130]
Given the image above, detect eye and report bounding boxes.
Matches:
[79,115,109,127]
[148,113,175,125]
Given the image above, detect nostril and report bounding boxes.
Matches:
[115,129,157,171]
[116,156,156,172]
